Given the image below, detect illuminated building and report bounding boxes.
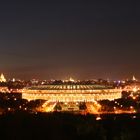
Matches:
[22,84,122,102]
[69,77,75,82]
[132,75,137,81]
[0,73,6,82]
[63,77,75,82]
[124,83,140,92]
[0,87,9,93]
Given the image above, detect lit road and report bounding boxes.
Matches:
[36,101,57,112]
[37,101,137,115]
[86,102,101,114]
[99,110,136,114]
[42,101,57,112]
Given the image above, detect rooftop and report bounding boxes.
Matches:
[26,84,114,90]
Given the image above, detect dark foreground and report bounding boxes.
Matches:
[0,112,140,140]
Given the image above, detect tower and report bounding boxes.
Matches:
[0,73,6,82]
[132,75,137,81]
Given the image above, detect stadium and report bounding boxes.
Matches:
[22,84,122,102]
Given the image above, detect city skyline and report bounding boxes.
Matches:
[0,1,140,80]
[0,72,138,82]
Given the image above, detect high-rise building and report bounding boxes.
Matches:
[0,73,6,82]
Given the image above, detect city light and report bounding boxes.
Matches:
[0,73,140,115]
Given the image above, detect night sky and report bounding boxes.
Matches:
[0,0,140,80]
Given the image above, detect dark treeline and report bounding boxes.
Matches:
[0,112,140,140]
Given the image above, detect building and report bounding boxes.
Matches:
[0,73,6,82]
[22,84,122,102]
[132,75,137,81]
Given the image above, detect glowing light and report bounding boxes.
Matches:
[96,116,102,120]
[12,78,15,82]
[133,87,137,92]
[8,108,11,111]
[130,106,134,109]
[132,96,136,100]
[114,107,116,110]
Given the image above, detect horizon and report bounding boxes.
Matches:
[0,72,138,81]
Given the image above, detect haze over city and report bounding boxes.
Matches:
[0,0,140,80]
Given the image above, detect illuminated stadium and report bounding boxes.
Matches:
[22,84,122,102]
